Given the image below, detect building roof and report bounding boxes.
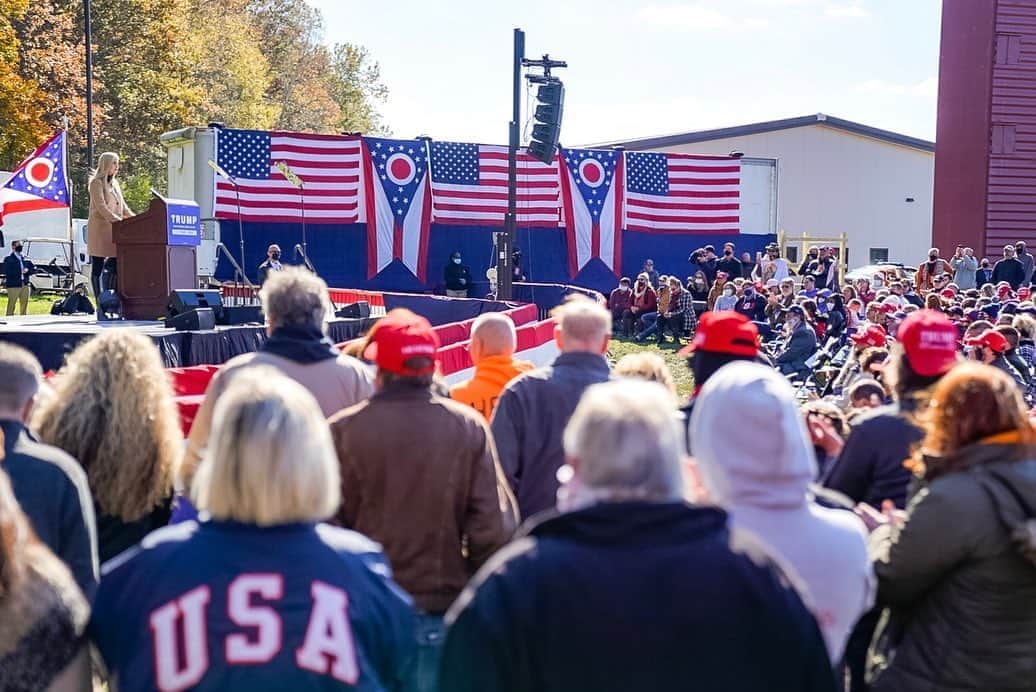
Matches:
[590,113,935,153]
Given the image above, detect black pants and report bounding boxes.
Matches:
[90,255,104,298]
[91,256,117,295]
[656,315,683,341]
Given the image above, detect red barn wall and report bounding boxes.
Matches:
[934,0,1036,259]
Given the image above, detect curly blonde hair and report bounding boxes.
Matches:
[33,330,180,521]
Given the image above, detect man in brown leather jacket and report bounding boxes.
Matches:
[329,309,517,692]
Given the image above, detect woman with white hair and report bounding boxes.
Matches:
[89,368,414,690]
[690,361,873,665]
[87,152,133,304]
[442,379,837,692]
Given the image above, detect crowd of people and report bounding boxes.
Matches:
[1,249,1035,690]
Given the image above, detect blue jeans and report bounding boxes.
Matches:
[405,613,445,692]
[636,312,659,339]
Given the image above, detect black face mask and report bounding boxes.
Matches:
[12,245,23,253]
[270,252,281,260]
[724,250,733,256]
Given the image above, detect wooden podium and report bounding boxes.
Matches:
[113,192,202,320]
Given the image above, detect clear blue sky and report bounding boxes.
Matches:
[309,0,941,146]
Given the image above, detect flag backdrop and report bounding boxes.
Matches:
[625,152,740,233]
[559,148,624,277]
[362,137,432,281]
[215,130,362,222]
[0,131,70,224]
[210,128,768,295]
[429,143,560,226]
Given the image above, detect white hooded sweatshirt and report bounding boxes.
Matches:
[689,361,874,662]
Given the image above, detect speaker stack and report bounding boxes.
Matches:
[165,289,263,329]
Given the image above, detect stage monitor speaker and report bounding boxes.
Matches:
[166,307,215,331]
[336,301,370,319]
[167,289,223,320]
[217,305,264,326]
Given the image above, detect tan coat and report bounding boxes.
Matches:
[87,177,132,258]
[182,350,375,485]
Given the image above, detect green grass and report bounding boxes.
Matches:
[607,334,695,399]
[0,292,63,316]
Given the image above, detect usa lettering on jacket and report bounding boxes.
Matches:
[149,575,359,691]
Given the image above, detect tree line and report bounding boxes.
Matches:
[0,0,389,215]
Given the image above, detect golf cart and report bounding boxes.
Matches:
[19,237,91,296]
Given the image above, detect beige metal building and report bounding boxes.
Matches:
[594,113,935,269]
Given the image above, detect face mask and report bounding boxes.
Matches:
[724,250,733,257]
[788,316,800,328]
[827,302,836,310]
[620,284,630,291]
[695,280,704,287]
[809,253,818,259]
[12,245,22,254]
[453,257,462,264]
[723,288,733,297]
[270,251,281,260]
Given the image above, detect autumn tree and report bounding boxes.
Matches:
[12,0,96,211]
[328,43,389,135]
[184,0,279,130]
[4,0,390,212]
[0,0,50,169]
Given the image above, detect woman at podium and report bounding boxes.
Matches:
[87,152,133,303]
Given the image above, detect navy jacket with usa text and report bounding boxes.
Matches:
[89,520,415,692]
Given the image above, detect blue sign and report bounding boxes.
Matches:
[166,200,201,246]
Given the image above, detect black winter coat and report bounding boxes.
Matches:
[444,262,473,291]
[822,401,921,509]
[869,443,1036,691]
[440,502,837,692]
[992,257,1026,289]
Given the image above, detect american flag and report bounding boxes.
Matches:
[214,129,361,223]
[428,142,559,226]
[624,152,740,233]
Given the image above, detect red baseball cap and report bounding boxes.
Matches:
[897,309,960,376]
[1019,287,1032,299]
[363,313,440,375]
[965,329,1010,354]
[678,311,759,358]
[850,324,887,348]
[940,288,956,299]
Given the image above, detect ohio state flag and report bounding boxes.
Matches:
[0,131,70,224]
[559,148,624,277]
[362,137,432,281]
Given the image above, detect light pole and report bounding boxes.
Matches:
[84,0,94,167]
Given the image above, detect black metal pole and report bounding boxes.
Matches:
[84,0,94,167]
[499,28,523,301]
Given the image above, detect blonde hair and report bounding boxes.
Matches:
[613,352,676,401]
[89,152,120,185]
[33,330,179,521]
[191,368,340,525]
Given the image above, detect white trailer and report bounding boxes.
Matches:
[159,126,223,281]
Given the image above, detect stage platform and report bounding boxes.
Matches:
[0,314,377,371]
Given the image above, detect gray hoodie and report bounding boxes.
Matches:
[689,362,874,662]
